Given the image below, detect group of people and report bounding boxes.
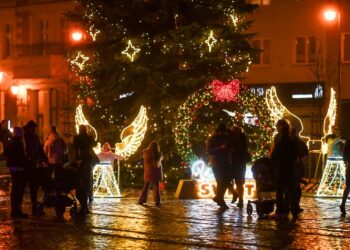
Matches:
[206,124,251,210]
[207,120,309,218]
[3,121,98,218]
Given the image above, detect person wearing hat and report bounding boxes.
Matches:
[24,120,46,216]
[5,127,28,218]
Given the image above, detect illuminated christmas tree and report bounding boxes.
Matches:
[67,0,258,187]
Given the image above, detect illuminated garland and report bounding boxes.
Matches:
[174,81,274,163]
[115,106,148,158]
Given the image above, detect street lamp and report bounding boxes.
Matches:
[323,8,341,122]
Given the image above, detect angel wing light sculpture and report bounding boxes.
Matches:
[265,86,309,142]
[115,106,148,158]
[75,104,98,141]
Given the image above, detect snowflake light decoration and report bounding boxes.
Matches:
[205,30,217,52]
[121,40,140,62]
[71,51,89,70]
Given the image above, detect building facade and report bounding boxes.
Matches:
[244,0,350,139]
[0,0,75,141]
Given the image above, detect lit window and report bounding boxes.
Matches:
[251,39,270,65]
[295,36,316,64]
[342,33,350,63]
[247,0,271,5]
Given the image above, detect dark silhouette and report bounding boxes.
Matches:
[0,119,13,157]
[5,127,28,218]
[73,125,97,215]
[270,120,299,219]
[229,126,250,208]
[24,120,46,216]
[138,140,163,206]
[207,123,231,210]
[340,139,350,214]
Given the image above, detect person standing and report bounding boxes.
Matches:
[24,120,46,216]
[5,127,28,218]
[207,123,231,210]
[73,125,97,215]
[44,130,68,173]
[138,140,163,206]
[0,119,12,158]
[340,139,350,214]
[270,120,299,219]
[229,126,250,208]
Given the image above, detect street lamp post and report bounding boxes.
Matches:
[323,9,341,120]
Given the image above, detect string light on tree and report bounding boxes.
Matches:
[205,30,217,52]
[71,51,89,70]
[121,40,141,62]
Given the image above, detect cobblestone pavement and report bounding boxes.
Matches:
[1,181,350,250]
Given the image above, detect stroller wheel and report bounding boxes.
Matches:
[247,203,253,216]
[70,206,77,218]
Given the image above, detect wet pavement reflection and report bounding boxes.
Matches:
[1,182,350,249]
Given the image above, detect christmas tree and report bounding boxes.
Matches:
[67,0,258,187]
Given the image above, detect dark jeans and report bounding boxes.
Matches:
[230,178,245,202]
[341,165,350,207]
[77,163,93,210]
[275,179,299,215]
[10,171,26,214]
[138,181,160,205]
[213,167,230,205]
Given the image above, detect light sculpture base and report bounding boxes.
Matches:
[93,163,121,198]
[316,158,346,197]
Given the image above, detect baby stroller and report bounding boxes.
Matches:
[43,162,79,218]
[247,157,276,217]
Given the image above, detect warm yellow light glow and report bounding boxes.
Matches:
[324,9,338,21]
[121,40,140,62]
[115,106,148,158]
[93,163,121,198]
[75,104,98,141]
[10,85,18,95]
[0,72,3,82]
[195,180,256,199]
[321,88,337,154]
[89,25,100,41]
[71,51,89,70]
[71,31,83,41]
[265,86,309,142]
[316,159,345,197]
[205,30,217,52]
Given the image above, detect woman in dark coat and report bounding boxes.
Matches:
[138,140,163,206]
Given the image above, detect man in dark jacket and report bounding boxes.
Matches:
[207,123,231,210]
[24,120,46,216]
[5,127,28,218]
[229,126,250,208]
[270,120,299,219]
[73,125,97,215]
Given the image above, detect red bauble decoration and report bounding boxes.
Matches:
[211,79,240,102]
[86,97,95,107]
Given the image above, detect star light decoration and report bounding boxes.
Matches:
[205,30,217,52]
[211,79,240,102]
[121,40,140,62]
[71,51,89,70]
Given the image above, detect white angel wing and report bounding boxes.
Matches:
[265,86,309,142]
[75,104,98,141]
[115,106,148,158]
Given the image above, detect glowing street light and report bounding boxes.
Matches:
[71,31,83,42]
[0,72,3,82]
[324,9,338,21]
[10,85,18,95]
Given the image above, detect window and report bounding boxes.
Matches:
[251,39,270,65]
[247,0,271,5]
[342,33,350,63]
[295,36,316,64]
[3,24,12,58]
